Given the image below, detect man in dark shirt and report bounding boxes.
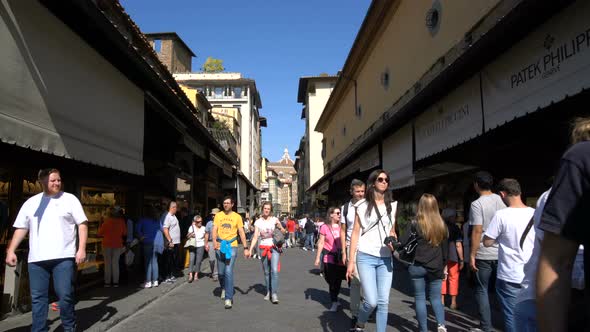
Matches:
[537,118,590,332]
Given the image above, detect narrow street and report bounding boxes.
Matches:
[108,247,485,332]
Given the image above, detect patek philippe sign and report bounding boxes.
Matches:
[414,75,483,161]
[482,0,590,130]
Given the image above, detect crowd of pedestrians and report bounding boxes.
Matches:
[4,117,589,331]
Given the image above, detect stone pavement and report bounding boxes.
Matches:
[0,246,502,331]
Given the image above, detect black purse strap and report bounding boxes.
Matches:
[519,216,535,250]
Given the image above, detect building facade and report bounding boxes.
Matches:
[310,0,589,226]
[266,149,298,215]
[173,72,264,214]
[296,74,337,213]
[145,34,264,215]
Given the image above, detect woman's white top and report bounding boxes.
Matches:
[188,225,206,247]
[355,199,397,258]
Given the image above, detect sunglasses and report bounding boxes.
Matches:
[376,177,389,183]
[333,211,341,215]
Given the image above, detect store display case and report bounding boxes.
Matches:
[79,187,125,274]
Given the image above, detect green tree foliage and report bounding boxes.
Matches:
[201,57,225,73]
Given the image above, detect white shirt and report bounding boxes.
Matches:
[188,225,206,247]
[255,216,279,246]
[355,199,397,258]
[484,206,535,283]
[340,201,356,245]
[163,213,181,244]
[13,192,87,263]
[517,190,550,303]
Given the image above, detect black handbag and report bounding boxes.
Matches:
[393,223,418,266]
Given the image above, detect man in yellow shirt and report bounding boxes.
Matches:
[212,196,249,309]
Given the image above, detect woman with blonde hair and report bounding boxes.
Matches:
[406,193,449,332]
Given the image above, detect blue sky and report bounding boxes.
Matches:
[120,0,371,162]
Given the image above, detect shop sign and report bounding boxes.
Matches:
[414,75,483,161]
[209,152,224,168]
[359,145,380,172]
[382,124,415,189]
[482,0,590,130]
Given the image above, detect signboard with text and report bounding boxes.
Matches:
[482,0,590,130]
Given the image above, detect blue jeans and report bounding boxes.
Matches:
[496,279,521,332]
[356,252,393,332]
[408,265,446,332]
[474,259,497,332]
[305,233,315,250]
[216,247,238,300]
[261,247,280,295]
[143,244,159,282]
[28,258,76,332]
[514,299,537,332]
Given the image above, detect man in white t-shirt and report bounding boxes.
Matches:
[339,179,365,328]
[5,168,88,332]
[162,201,181,283]
[483,178,535,332]
[468,171,506,332]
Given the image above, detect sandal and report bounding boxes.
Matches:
[187,273,194,283]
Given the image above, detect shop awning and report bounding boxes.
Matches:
[0,1,144,175]
[414,75,483,161]
[382,124,414,190]
[415,162,477,182]
[482,0,590,131]
[359,145,380,172]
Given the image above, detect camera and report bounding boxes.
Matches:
[384,236,402,250]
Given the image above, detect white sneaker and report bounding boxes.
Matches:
[153,281,159,287]
[220,289,226,299]
[329,302,339,312]
[302,247,308,251]
[437,325,447,332]
[271,294,279,304]
[224,299,232,309]
[144,281,152,289]
[264,292,270,301]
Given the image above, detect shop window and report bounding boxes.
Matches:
[0,169,11,295]
[80,187,126,276]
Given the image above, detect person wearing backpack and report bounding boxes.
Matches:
[247,201,286,304]
[315,206,346,312]
[340,179,366,328]
[347,169,397,332]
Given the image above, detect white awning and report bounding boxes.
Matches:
[415,75,483,161]
[382,124,414,189]
[482,0,590,130]
[0,1,144,175]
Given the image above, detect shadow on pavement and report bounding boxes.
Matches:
[234,283,265,296]
[3,282,142,332]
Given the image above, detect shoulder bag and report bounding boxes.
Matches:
[184,225,197,248]
[393,222,418,266]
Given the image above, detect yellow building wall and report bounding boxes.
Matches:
[323,0,500,164]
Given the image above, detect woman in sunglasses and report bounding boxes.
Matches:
[347,169,397,332]
[315,206,346,311]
